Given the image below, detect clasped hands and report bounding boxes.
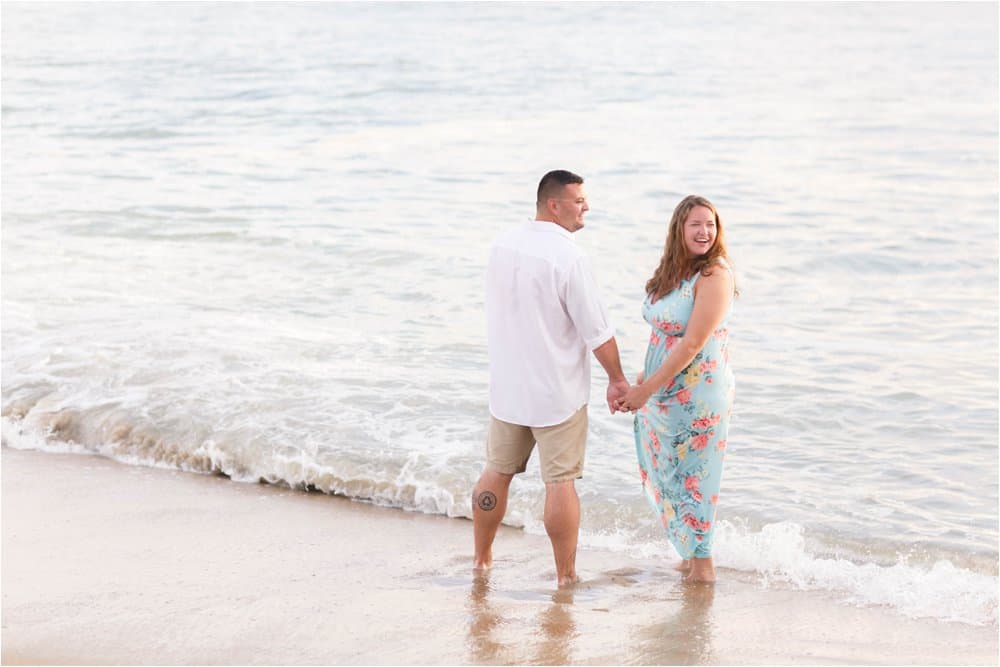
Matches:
[607,372,649,414]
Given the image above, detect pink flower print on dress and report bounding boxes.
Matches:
[684,515,712,532]
[635,276,732,561]
[692,415,718,430]
[654,488,662,504]
[716,439,727,451]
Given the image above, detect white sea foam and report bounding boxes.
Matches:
[569,515,998,627]
[5,414,996,628]
[712,520,998,627]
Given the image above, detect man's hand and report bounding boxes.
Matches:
[606,379,631,414]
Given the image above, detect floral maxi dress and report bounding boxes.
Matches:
[634,266,735,559]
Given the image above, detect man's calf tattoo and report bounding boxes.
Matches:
[476,490,498,511]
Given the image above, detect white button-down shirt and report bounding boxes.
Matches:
[486,221,615,427]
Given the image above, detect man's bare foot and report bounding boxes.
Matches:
[557,573,581,587]
[473,553,492,571]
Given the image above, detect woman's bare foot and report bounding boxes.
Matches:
[673,559,692,573]
[683,557,716,583]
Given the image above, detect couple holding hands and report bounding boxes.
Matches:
[473,169,736,586]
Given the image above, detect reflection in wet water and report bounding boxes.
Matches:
[466,572,580,665]
[537,587,576,665]
[466,563,721,665]
[634,582,717,665]
[467,572,506,664]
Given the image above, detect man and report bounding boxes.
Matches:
[472,169,630,586]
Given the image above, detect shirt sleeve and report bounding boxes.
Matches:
[564,255,615,351]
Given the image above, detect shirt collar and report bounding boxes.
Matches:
[530,219,574,239]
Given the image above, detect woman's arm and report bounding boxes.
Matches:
[618,267,733,411]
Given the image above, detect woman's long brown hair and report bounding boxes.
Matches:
[645,195,736,301]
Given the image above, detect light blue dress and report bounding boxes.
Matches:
[633,264,735,559]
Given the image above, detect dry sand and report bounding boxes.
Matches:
[2,447,996,665]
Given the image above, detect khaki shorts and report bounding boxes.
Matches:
[485,406,588,483]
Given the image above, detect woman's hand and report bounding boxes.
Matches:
[617,382,653,413]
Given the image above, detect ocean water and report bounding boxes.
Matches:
[2,2,997,628]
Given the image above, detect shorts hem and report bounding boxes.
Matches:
[485,462,525,477]
[542,472,583,484]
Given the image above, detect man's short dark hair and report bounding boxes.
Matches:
[537,170,584,206]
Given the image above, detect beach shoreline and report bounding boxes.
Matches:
[2,446,996,665]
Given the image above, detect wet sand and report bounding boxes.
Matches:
[2,447,996,665]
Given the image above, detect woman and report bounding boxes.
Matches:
[617,195,736,583]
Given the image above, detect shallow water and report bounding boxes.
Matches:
[2,2,997,626]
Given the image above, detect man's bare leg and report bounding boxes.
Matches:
[543,480,580,586]
[473,469,514,570]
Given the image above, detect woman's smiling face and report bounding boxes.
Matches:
[683,205,717,257]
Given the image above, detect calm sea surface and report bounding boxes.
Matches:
[2,2,997,626]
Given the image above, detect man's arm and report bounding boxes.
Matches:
[563,256,630,413]
[593,336,629,414]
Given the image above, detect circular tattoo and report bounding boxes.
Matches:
[477,490,498,511]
